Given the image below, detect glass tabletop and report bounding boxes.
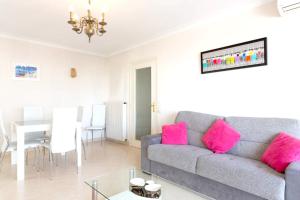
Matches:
[85,169,215,200]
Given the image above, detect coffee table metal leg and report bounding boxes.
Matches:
[92,189,97,200]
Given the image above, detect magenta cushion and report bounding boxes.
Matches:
[202,119,240,153]
[261,132,300,173]
[162,122,188,145]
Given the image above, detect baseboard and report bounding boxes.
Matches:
[83,137,105,143]
[105,138,128,145]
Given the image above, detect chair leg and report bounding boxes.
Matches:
[86,131,89,146]
[64,153,67,168]
[100,130,102,145]
[32,148,39,172]
[36,147,41,172]
[43,147,45,170]
[103,128,106,144]
[81,139,87,160]
[34,148,37,167]
[49,151,53,179]
[92,130,94,143]
[0,147,8,172]
[26,151,28,165]
[55,154,58,167]
[75,151,79,174]
[49,149,51,162]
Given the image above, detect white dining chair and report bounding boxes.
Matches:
[23,106,49,142]
[79,106,92,144]
[0,112,43,171]
[78,106,93,159]
[85,104,106,144]
[42,108,78,173]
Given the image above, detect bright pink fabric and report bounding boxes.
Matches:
[202,119,240,153]
[162,122,188,145]
[261,132,300,173]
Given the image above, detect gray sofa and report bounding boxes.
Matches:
[141,111,300,200]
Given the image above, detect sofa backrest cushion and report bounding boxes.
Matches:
[175,111,223,147]
[225,116,300,160]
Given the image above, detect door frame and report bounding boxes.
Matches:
[128,60,158,148]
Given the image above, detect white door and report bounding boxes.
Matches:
[129,61,157,147]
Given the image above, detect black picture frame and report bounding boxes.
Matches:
[201,37,267,74]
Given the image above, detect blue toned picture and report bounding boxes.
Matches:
[14,64,39,80]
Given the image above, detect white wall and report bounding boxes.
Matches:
[0,37,109,139]
[106,2,300,137]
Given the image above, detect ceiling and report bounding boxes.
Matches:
[0,0,273,57]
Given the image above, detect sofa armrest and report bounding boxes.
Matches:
[141,134,162,172]
[285,161,300,200]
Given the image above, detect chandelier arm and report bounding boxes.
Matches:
[75,17,87,34]
[93,17,98,30]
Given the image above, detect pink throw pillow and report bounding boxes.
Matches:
[162,122,188,145]
[202,119,240,153]
[261,132,300,173]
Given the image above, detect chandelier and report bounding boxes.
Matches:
[67,0,108,42]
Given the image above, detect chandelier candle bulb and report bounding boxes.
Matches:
[100,4,109,14]
[73,13,79,21]
[70,12,74,20]
[86,3,92,11]
[69,4,75,12]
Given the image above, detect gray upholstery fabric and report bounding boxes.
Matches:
[285,161,300,200]
[141,134,162,172]
[228,141,269,161]
[225,117,300,160]
[196,154,285,200]
[141,112,300,200]
[175,111,223,147]
[150,161,264,200]
[148,144,213,173]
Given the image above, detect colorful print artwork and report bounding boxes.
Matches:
[201,38,267,74]
[14,64,39,80]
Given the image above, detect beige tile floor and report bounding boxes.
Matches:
[0,141,140,200]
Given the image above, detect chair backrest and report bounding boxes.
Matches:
[23,106,44,121]
[91,104,106,127]
[78,106,92,128]
[50,108,78,154]
[0,112,9,153]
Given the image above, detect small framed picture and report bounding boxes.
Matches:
[13,64,40,81]
[201,38,267,74]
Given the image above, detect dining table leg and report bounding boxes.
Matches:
[16,126,25,181]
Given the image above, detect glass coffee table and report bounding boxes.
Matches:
[85,169,215,200]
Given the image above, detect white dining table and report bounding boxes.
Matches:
[10,120,82,181]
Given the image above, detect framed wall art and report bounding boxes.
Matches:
[13,64,40,81]
[201,38,267,74]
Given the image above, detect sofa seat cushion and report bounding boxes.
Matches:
[196,154,285,200]
[148,144,213,173]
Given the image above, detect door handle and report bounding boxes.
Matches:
[151,103,156,113]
